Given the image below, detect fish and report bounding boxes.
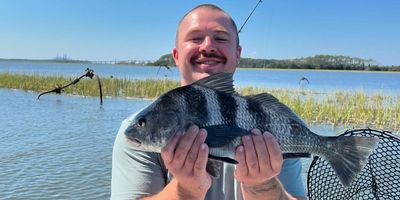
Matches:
[123,72,379,187]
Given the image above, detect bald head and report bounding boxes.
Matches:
[176,4,240,47]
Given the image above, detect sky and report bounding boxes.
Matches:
[1,0,399,66]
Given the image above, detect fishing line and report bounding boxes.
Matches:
[238,0,263,34]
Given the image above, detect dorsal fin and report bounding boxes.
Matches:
[247,93,306,126]
[193,73,235,94]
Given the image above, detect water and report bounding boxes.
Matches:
[1,62,399,199]
[235,69,400,96]
[0,61,181,80]
[0,88,347,199]
[1,61,400,96]
[0,88,150,199]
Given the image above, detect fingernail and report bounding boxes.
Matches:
[252,129,261,135]
[190,125,199,133]
[199,129,206,137]
[237,146,244,153]
[175,131,182,137]
[264,132,276,141]
[243,135,251,141]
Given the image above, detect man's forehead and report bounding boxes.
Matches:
[184,22,231,36]
[180,9,234,33]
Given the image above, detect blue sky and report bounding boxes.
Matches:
[1,0,399,65]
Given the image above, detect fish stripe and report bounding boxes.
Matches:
[246,98,269,131]
[234,96,255,130]
[192,85,224,126]
[216,91,237,124]
[184,86,209,124]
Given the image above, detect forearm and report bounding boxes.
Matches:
[241,178,303,200]
[140,179,207,200]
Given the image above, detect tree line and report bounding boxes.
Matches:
[150,54,400,72]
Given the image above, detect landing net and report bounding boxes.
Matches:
[307,128,400,200]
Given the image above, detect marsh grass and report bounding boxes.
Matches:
[0,73,179,98]
[1,72,398,131]
[238,86,400,131]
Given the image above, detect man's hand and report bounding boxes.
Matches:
[160,125,211,199]
[235,129,284,195]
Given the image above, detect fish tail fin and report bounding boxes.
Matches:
[324,136,379,187]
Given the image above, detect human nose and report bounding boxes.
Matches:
[199,36,216,53]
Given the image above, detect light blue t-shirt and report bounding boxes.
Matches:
[111,115,307,200]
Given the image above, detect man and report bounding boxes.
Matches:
[111,4,307,200]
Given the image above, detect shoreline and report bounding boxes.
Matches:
[2,60,400,74]
[1,73,399,131]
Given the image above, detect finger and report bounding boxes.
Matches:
[251,129,269,174]
[161,131,182,164]
[173,125,199,168]
[263,132,283,173]
[234,145,248,179]
[242,134,259,174]
[193,143,209,175]
[184,128,207,170]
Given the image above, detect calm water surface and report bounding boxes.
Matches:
[0,88,149,199]
[0,88,349,200]
[1,62,399,199]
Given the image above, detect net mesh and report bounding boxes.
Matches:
[307,128,400,200]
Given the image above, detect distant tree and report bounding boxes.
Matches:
[149,53,398,72]
[151,53,176,67]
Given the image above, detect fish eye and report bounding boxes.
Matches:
[137,117,146,127]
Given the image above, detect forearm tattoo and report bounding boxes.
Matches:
[242,178,289,200]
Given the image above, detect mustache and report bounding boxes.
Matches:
[199,52,225,60]
[191,52,227,63]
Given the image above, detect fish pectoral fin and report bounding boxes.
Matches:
[283,153,311,159]
[206,159,223,177]
[209,154,238,164]
[206,155,238,177]
[204,125,247,147]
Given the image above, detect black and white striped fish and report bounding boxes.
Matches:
[123,73,379,187]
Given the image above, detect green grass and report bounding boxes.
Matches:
[0,72,179,98]
[238,87,400,131]
[1,72,399,131]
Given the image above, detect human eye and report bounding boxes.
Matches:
[214,37,230,44]
[190,37,203,42]
[214,33,230,42]
[186,33,204,43]
[215,37,228,41]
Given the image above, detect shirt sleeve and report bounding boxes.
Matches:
[278,159,307,198]
[111,116,167,200]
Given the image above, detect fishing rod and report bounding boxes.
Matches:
[156,65,173,77]
[238,0,263,34]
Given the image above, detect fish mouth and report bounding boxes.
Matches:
[127,137,142,146]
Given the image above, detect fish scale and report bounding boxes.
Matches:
[191,85,224,127]
[234,96,257,130]
[124,72,379,187]
[183,85,209,123]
